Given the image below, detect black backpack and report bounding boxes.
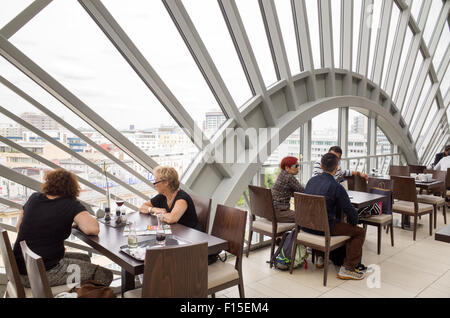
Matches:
[271,230,308,270]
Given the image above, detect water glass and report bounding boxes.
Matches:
[127,222,138,249]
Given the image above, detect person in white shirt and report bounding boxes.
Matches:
[313,146,369,183]
[434,155,450,172]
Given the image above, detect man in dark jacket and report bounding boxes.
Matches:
[303,153,366,280]
[433,145,450,167]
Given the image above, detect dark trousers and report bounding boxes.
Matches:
[331,223,366,270]
[274,209,295,223]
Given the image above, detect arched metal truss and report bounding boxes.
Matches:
[0,0,449,227]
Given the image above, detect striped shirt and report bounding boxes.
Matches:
[312,160,352,183]
[271,169,305,211]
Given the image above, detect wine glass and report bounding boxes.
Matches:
[156,214,166,246]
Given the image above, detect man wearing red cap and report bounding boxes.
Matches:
[271,156,305,223]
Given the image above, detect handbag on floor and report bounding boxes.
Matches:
[71,280,116,298]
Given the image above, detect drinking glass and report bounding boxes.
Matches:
[156,214,166,246]
[127,222,138,249]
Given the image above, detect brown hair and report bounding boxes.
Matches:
[154,166,180,191]
[41,168,81,199]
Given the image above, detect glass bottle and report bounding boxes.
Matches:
[127,222,138,249]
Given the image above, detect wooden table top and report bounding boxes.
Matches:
[435,225,450,243]
[347,190,387,209]
[371,175,444,190]
[72,212,228,275]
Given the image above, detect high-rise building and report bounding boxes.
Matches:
[204,111,226,131]
[21,112,60,131]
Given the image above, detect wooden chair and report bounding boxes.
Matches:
[391,176,433,241]
[290,193,351,286]
[191,194,212,233]
[247,185,295,267]
[208,204,247,298]
[389,165,410,176]
[360,178,395,255]
[1,228,26,298]
[419,170,447,228]
[124,243,208,298]
[1,229,70,298]
[408,165,427,174]
[20,240,54,298]
[346,175,368,192]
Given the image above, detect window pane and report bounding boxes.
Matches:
[8,1,199,177]
[182,0,253,108]
[331,0,341,68]
[352,0,363,72]
[402,51,424,115]
[410,0,423,22]
[381,2,400,89]
[348,109,368,158]
[423,0,442,46]
[368,0,383,80]
[433,25,450,70]
[305,0,321,69]
[410,76,432,130]
[393,27,413,101]
[311,109,339,161]
[235,0,278,87]
[0,0,33,29]
[103,0,225,132]
[274,0,301,75]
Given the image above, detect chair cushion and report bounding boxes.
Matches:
[296,231,350,248]
[417,194,445,205]
[208,262,239,290]
[360,214,393,224]
[123,288,141,298]
[446,190,450,197]
[252,218,295,234]
[392,200,434,215]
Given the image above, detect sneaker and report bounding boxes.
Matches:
[356,263,368,273]
[337,266,365,280]
[316,256,324,269]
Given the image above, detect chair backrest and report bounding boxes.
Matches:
[0,228,26,298]
[141,243,208,298]
[294,193,330,239]
[389,165,410,176]
[248,185,276,222]
[368,177,394,191]
[390,176,417,203]
[347,175,368,192]
[446,168,450,189]
[211,205,247,265]
[19,240,53,298]
[424,169,446,194]
[408,165,426,174]
[190,194,212,233]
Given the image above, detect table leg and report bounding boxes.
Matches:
[121,268,135,295]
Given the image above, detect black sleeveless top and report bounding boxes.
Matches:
[150,189,201,230]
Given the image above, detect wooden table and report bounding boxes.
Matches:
[347,190,387,209]
[371,175,444,229]
[435,225,450,243]
[72,212,228,294]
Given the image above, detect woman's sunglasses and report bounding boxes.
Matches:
[153,179,166,185]
[292,164,299,168]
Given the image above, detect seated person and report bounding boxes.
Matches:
[303,153,366,280]
[313,146,368,183]
[434,154,450,172]
[13,169,113,287]
[432,145,450,168]
[139,166,201,231]
[271,156,305,223]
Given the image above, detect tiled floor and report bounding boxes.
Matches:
[217,213,450,298]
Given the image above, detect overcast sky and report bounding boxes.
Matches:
[0,0,446,135]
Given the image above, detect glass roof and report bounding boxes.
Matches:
[0,0,448,206]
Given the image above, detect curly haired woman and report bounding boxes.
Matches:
[13,169,113,288]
